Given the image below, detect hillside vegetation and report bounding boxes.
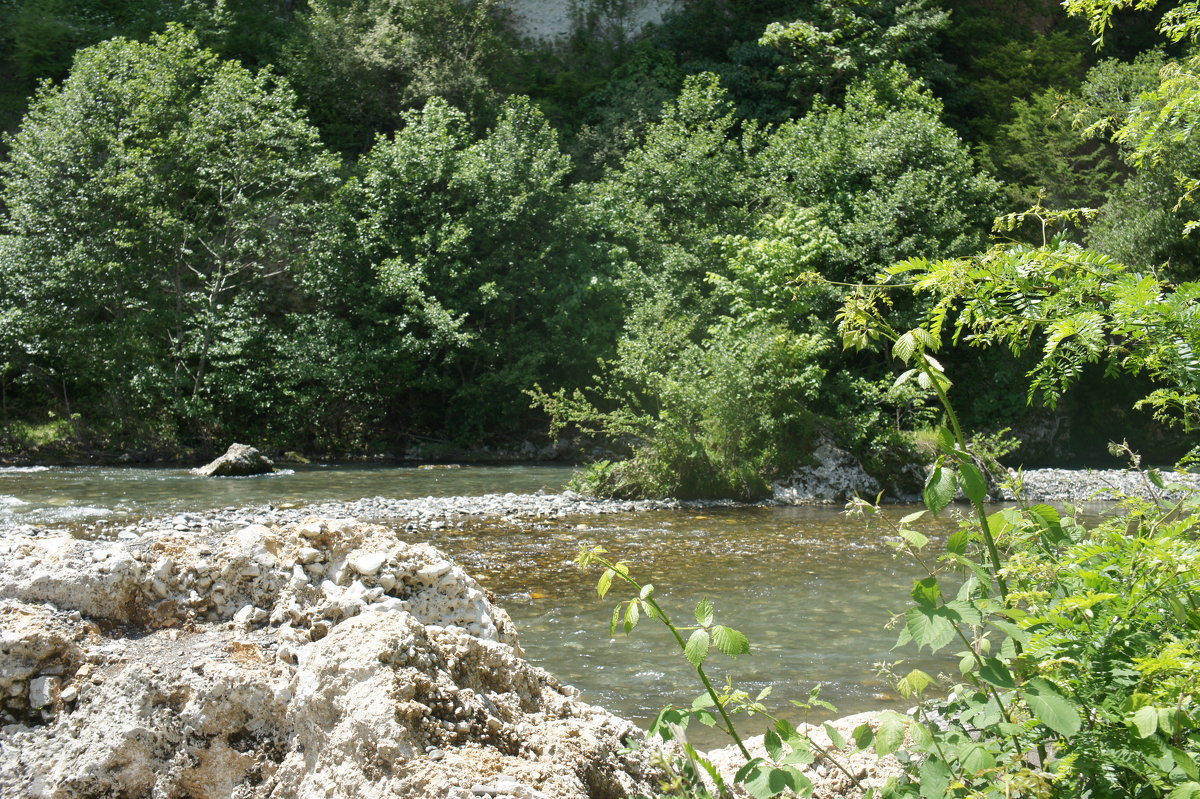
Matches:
[0,0,1196,491]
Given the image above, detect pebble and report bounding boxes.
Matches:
[5,469,1196,544]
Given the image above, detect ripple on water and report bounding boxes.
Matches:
[0,496,29,511]
[33,506,113,522]
[0,465,54,473]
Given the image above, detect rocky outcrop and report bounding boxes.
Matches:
[502,0,679,41]
[703,712,902,799]
[773,440,883,504]
[190,443,275,477]
[0,520,654,798]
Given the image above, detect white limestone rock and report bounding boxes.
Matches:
[0,519,654,798]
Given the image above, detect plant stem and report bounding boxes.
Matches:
[926,366,1010,604]
[645,595,753,761]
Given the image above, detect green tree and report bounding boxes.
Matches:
[284,0,512,153]
[1066,0,1200,278]
[1,25,338,443]
[330,95,617,439]
[759,0,949,107]
[758,65,999,282]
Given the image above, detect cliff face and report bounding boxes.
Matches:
[0,519,654,798]
[503,0,679,41]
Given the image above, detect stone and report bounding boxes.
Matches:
[0,519,655,798]
[28,676,59,709]
[350,552,386,577]
[190,444,275,477]
[703,711,902,799]
[773,438,881,504]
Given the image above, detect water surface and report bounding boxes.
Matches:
[0,463,571,526]
[2,464,958,743]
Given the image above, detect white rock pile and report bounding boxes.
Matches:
[0,519,655,798]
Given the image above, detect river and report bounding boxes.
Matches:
[1,463,955,742]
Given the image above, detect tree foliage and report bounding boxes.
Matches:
[1,26,338,443]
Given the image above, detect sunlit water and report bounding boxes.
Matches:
[1,464,959,743]
[0,463,572,525]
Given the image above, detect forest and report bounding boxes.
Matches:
[1,0,1199,497]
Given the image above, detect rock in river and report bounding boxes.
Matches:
[190,443,275,477]
[0,519,654,798]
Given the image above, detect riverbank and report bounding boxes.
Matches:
[0,517,659,798]
[2,466,1196,541]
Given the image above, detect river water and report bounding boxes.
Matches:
[1,464,955,741]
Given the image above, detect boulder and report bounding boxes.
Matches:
[191,444,275,477]
[0,520,655,798]
[774,439,881,504]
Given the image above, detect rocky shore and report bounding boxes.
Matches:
[3,466,1195,543]
[0,517,658,798]
[2,467,1195,797]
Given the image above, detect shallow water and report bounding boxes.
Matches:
[439,506,957,744]
[2,464,957,743]
[0,463,572,526]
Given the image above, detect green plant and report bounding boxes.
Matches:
[831,231,1200,797]
[574,545,868,799]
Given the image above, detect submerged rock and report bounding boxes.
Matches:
[190,443,275,477]
[0,520,654,798]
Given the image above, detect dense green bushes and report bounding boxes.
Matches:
[1,26,339,446]
[0,0,1195,470]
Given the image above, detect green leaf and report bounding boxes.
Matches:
[899,529,930,550]
[910,576,941,607]
[958,743,996,775]
[978,657,1016,690]
[696,598,714,627]
[639,583,654,600]
[685,629,710,668]
[1130,706,1159,738]
[988,618,1031,646]
[958,462,988,505]
[1022,678,1081,737]
[924,463,957,515]
[852,723,874,751]
[936,427,956,453]
[918,756,952,799]
[1173,747,1199,781]
[597,568,614,598]
[765,729,785,761]
[609,604,621,635]
[1149,468,1166,489]
[623,600,640,634]
[903,606,956,652]
[900,510,928,525]
[893,331,918,363]
[823,722,846,749]
[682,742,727,794]
[897,669,936,699]
[738,761,812,799]
[711,625,750,658]
[1028,504,1066,543]
[1168,782,1200,799]
[946,529,969,555]
[875,711,907,756]
[648,707,688,740]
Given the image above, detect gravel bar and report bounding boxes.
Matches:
[3,469,1198,540]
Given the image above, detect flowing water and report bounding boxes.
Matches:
[1,464,957,743]
[0,463,572,526]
